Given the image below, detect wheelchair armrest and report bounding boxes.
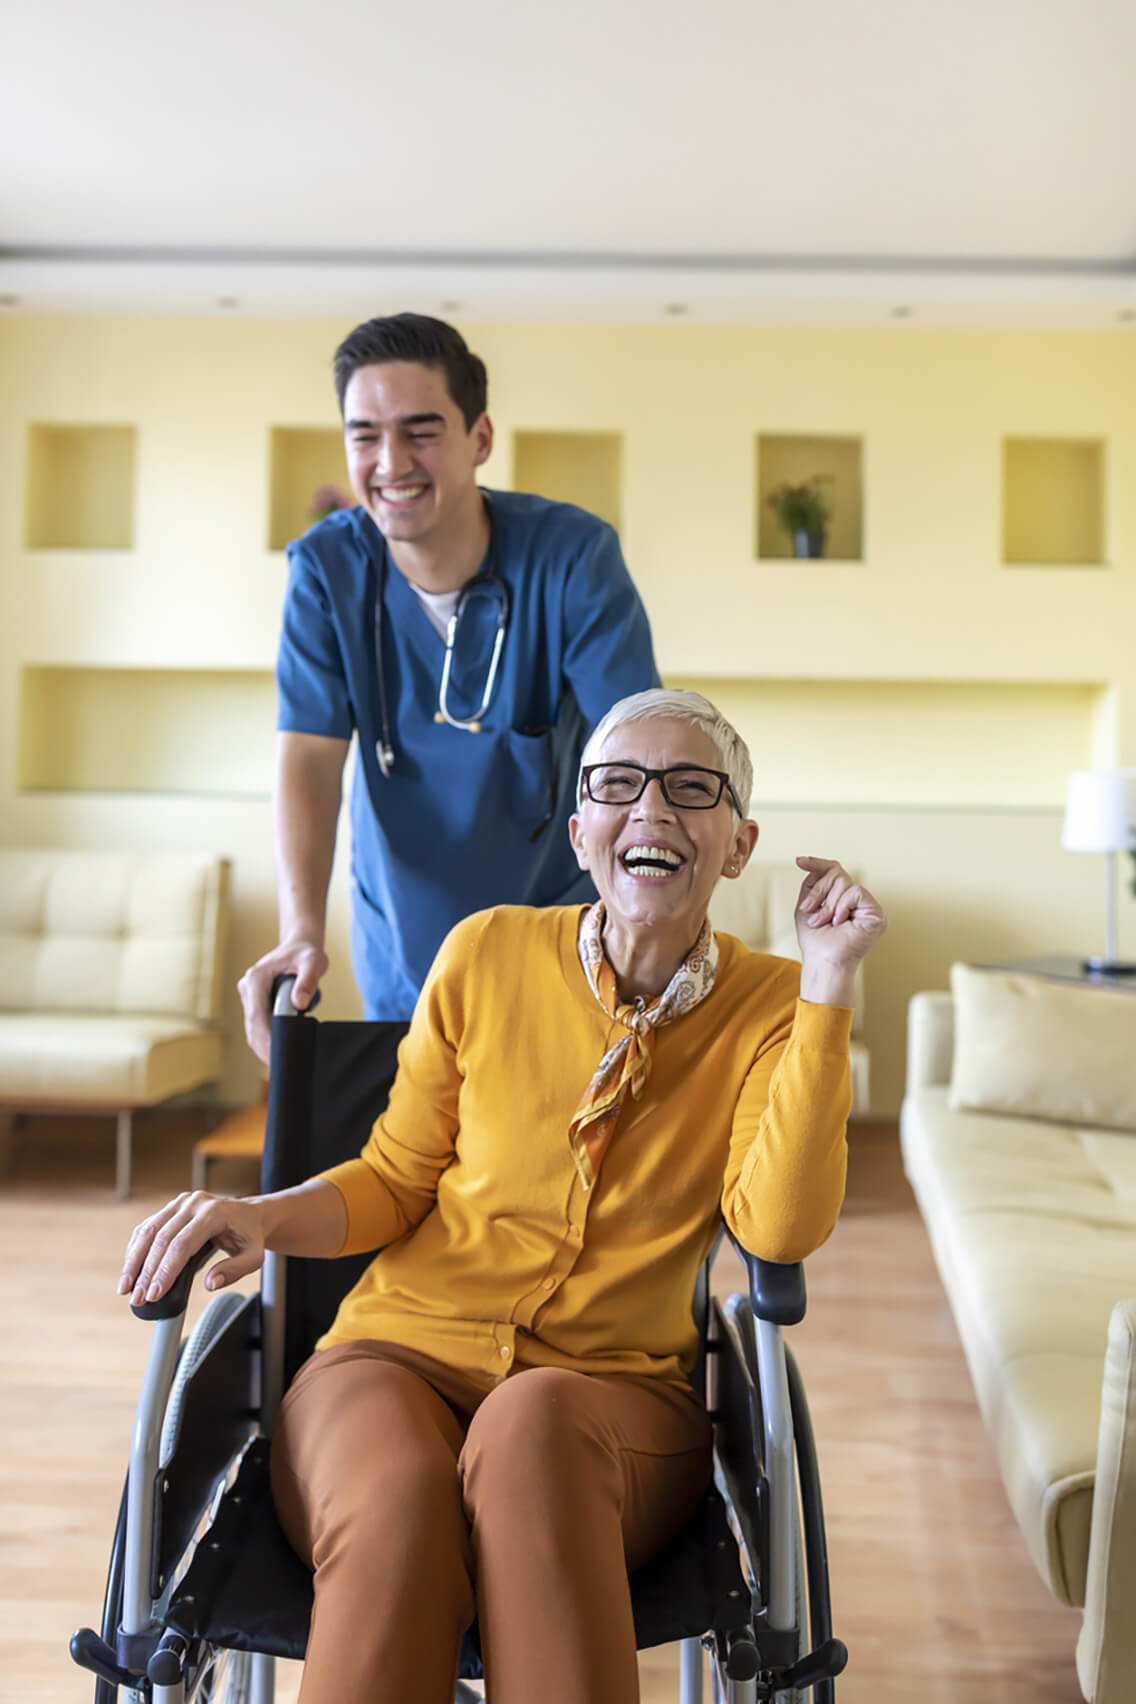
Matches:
[726,1229,806,1326]
[130,1243,216,1323]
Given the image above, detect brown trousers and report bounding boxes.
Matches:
[270,1341,712,1704]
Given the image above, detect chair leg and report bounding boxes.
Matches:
[116,1109,132,1199]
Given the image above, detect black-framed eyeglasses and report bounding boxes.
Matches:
[580,762,743,814]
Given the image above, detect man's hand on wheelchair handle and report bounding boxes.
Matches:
[118,1191,268,1307]
[238,936,328,1064]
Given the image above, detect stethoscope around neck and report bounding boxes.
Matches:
[373,500,511,778]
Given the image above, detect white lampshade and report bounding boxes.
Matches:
[1061,769,1136,853]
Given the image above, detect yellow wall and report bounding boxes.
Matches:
[1002,436,1105,565]
[512,431,623,532]
[24,422,137,550]
[1,316,1133,1111]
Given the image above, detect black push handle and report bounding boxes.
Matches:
[270,972,321,1018]
[130,1241,216,1322]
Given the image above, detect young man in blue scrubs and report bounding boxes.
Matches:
[238,314,659,1062]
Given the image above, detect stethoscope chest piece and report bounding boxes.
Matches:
[434,584,509,734]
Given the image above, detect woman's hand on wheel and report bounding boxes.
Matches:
[118,1191,268,1305]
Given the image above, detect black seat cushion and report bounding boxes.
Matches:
[167,1438,750,1676]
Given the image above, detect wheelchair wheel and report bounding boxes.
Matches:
[160,1290,250,1466]
[92,1475,130,1703]
[161,1296,256,1702]
[186,1642,252,1703]
[84,1297,254,1702]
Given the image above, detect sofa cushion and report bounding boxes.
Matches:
[0,1015,224,1105]
[902,1084,1136,1605]
[948,964,1136,1134]
[0,850,229,1021]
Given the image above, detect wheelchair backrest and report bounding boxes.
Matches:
[263,1010,720,1396]
[263,1013,406,1385]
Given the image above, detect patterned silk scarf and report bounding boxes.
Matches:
[569,902,718,1188]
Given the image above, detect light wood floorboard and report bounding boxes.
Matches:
[0,1114,1083,1702]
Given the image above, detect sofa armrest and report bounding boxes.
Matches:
[1077,1298,1136,1704]
[906,991,955,1094]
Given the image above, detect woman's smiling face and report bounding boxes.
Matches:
[569,717,758,941]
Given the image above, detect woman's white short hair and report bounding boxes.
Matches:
[578,688,754,817]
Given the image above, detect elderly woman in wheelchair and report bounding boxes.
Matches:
[118,686,886,1704]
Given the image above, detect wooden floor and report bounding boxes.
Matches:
[1,1113,1084,1703]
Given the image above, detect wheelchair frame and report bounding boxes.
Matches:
[72,979,847,1704]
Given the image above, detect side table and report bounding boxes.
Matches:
[192,1091,267,1191]
[981,954,1136,995]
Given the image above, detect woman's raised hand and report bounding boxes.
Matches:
[793,856,887,1006]
[118,1191,268,1306]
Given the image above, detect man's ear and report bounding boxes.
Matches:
[471,413,494,469]
[568,813,589,871]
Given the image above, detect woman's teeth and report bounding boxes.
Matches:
[621,844,684,878]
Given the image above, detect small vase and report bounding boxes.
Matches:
[793,529,827,560]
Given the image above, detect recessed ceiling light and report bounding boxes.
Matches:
[440,299,462,312]
[664,302,689,316]
[216,296,240,310]
[890,305,914,319]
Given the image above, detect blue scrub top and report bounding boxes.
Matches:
[276,490,660,1019]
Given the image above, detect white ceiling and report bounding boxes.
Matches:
[2,0,1135,323]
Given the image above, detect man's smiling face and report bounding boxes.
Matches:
[342,360,492,548]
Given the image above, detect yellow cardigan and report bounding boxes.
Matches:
[318,904,852,1387]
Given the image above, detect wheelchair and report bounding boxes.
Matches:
[72,978,848,1704]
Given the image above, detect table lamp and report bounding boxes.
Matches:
[1061,768,1136,975]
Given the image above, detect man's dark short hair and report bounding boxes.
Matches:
[333,313,488,429]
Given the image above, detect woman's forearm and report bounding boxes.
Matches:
[250,1177,349,1259]
[722,1004,853,1263]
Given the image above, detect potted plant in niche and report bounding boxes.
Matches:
[307,483,353,523]
[767,475,833,559]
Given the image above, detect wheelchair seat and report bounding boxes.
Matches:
[162,1435,751,1671]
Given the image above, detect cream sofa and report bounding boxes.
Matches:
[709,859,870,1115]
[900,966,1136,1704]
[0,849,231,1196]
